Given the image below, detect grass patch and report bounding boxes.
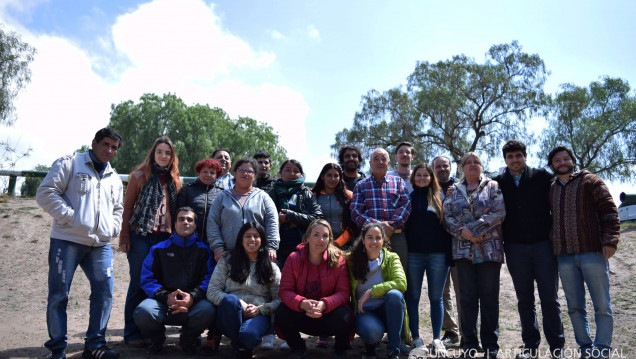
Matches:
[33,214,43,218]
[18,206,38,211]
[620,222,636,230]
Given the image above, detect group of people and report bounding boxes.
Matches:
[36,128,620,359]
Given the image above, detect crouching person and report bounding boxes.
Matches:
[133,207,216,354]
[207,222,281,359]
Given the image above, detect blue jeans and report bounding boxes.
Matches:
[505,241,564,350]
[455,259,501,353]
[406,252,449,339]
[134,298,216,343]
[557,253,613,351]
[355,289,405,354]
[45,238,114,352]
[123,231,168,342]
[217,295,271,350]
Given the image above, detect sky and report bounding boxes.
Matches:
[1,0,635,201]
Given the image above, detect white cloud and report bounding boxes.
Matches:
[1,0,309,173]
[307,25,320,41]
[268,29,285,40]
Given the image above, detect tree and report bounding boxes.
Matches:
[108,93,287,176]
[0,26,36,126]
[540,77,636,182]
[332,41,548,167]
[19,164,49,197]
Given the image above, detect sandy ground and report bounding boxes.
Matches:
[0,196,634,359]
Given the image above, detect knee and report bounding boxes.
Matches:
[134,302,160,328]
[220,294,240,310]
[239,329,263,349]
[356,319,384,344]
[385,289,404,306]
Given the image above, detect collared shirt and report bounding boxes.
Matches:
[506,168,525,187]
[351,173,411,229]
[215,173,234,190]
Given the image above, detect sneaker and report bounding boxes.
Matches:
[316,336,329,348]
[399,340,412,354]
[386,350,400,359]
[280,340,290,350]
[47,350,66,359]
[432,338,447,356]
[261,334,275,350]
[411,337,425,349]
[515,348,538,359]
[288,347,306,359]
[442,331,460,346]
[362,343,377,359]
[82,346,119,359]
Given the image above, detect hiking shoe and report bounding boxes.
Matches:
[316,336,329,348]
[261,333,275,350]
[515,348,538,359]
[362,343,377,359]
[386,350,400,359]
[432,338,447,356]
[82,346,119,359]
[442,331,460,346]
[280,340,290,350]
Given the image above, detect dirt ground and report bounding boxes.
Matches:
[0,196,634,359]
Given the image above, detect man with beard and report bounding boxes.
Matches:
[212,148,233,189]
[494,141,564,359]
[432,155,461,347]
[547,146,619,359]
[388,142,415,193]
[338,145,366,191]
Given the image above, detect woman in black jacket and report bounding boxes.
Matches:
[177,158,224,240]
[404,163,451,356]
[268,159,323,268]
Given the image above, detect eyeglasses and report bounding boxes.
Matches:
[236,168,255,175]
[177,216,195,223]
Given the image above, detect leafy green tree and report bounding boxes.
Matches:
[540,77,636,182]
[332,41,548,167]
[19,164,49,197]
[0,26,36,126]
[108,93,287,176]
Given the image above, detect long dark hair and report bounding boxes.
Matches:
[312,163,355,233]
[132,136,182,190]
[410,163,444,222]
[348,222,390,282]
[228,222,275,285]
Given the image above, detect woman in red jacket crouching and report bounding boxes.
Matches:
[275,219,352,359]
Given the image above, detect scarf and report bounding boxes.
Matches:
[273,178,305,210]
[129,163,178,235]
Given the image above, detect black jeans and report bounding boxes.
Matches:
[275,304,352,351]
[504,240,565,350]
[455,259,501,353]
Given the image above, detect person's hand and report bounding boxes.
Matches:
[118,237,130,254]
[461,227,477,243]
[167,289,192,314]
[603,246,616,259]
[358,289,372,313]
[268,249,277,262]
[380,221,395,237]
[243,303,260,319]
[214,249,224,262]
[300,299,323,318]
[299,299,316,312]
[279,209,288,223]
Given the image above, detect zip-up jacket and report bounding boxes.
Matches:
[207,188,280,252]
[36,152,123,246]
[140,232,215,305]
[177,179,223,240]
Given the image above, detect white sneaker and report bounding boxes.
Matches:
[431,338,447,356]
[260,334,275,350]
[279,340,290,350]
[411,338,425,349]
[410,338,429,355]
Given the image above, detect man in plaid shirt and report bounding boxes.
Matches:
[351,147,411,269]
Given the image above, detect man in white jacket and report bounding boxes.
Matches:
[36,128,124,359]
